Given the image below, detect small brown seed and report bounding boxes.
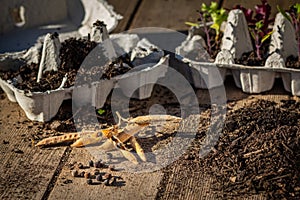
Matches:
[71,170,78,177]
[103,173,112,180]
[78,163,84,169]
[80,171,85,177]
[84,172,91,179]
[103,179,109,186]
[108,165,115,171]
[94,160,104,168]
[88,160,94,167]
[93,169,100,176]
[109,177,116,186]
[87,179,93,185]
[96,174,102,182]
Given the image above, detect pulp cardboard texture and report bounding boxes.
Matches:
[0,34,167,122]
[176,9,300,95]
[175,33,226,89]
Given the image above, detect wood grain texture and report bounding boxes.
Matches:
[160,168,265,200]
[0,95,67,200]
[107,0,140,33]
[130,0,213,30]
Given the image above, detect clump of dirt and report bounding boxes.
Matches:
[201,100,300,199]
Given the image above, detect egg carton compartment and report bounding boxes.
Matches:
[0,33,167,122]
[175,9,300,95]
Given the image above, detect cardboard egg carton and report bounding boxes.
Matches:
[176,9,300,95]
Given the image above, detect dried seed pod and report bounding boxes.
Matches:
[88,160,94,167]
[87,179,93,185]
[71,170,78,177]
[103,173,112,180]
[96,174,102,182]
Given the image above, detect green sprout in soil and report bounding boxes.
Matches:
[235,0,274,60]
[185,2,228,57]
[250,20,274,60]
[97,108,105,115]
[277,3,300,62]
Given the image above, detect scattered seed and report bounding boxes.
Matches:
[103,179,110,186]
[71,170,78,177]
[79,171,85,177]
[3,140,9,144]
[78,163,84,169]
[108,165,115,171]
[84,172,91,179]
[96,174,102,182]
[103,173,112,180]
[94,160,104,168]
[88,160,94,167]
[93,169,100,176]
[109,177,117,186]
[87,179,93,185]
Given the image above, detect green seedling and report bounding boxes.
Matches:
[97,108,105,115]
[185,2,228,57]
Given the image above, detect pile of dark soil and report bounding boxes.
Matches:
[157,99,300,199]
[201,99,300,199]
[0,38,133,92]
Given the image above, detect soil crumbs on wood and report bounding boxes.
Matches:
[157,99,300,200]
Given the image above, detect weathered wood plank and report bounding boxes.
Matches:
[0,93,67,199]
[48,147,163,200]
[159,166,218,200]
[130,0,214,30]
[107,0,140,33]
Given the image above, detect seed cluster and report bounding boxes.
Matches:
[69,160,118,186]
